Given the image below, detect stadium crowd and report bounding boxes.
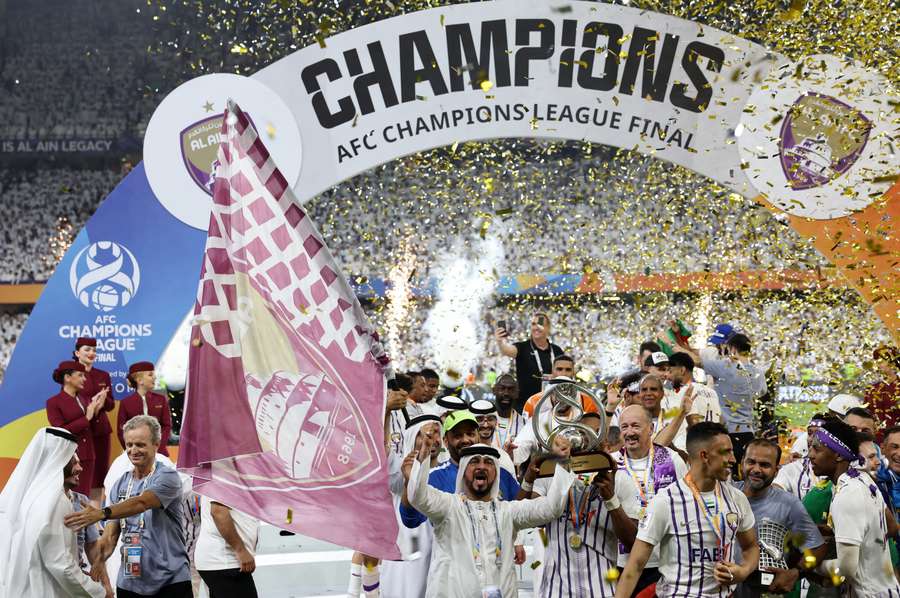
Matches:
[2,318,900,598]
[0,0,158,142]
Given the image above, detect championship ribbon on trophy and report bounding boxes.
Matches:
[532,379,615,477]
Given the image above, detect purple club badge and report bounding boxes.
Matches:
[180,114,224,197]
[778,92,872,191]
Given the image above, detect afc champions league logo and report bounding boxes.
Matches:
[69,241,141,312]
[778,92,871,191]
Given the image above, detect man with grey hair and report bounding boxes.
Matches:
[65,415,191,598]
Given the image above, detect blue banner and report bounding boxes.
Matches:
[0,164,206,456]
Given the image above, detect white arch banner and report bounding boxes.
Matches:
[145,1,760,228]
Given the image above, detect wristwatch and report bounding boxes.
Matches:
[102,506,113,521]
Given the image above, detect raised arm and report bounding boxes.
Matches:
[508,463,575,530]
[494,329,518,358]
[407,439,454,522]
[653,386,695,448]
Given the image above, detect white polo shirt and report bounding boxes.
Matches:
[830,471,900,597]
[194,496,260,571]
[772,458,819,500]
[661,384,721,451]
[637,478,755,598]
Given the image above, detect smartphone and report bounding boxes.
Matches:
[497,319,507,333]
[537,315,546,327]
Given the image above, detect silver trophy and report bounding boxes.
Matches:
[531,379,613,476]
[754,517,789,589]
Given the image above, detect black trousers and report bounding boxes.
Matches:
[198,568,259,598]
[730,432,755,478]
[117,581,193,598]
[631,566,661,597]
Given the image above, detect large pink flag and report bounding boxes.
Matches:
[179,101,399,559]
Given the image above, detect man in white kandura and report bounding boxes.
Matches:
[382,413,444,598]
[405,440,575,598]
[615,422,759,598]
[0,427,105,597]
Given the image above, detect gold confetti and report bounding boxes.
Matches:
[141,0,896,430]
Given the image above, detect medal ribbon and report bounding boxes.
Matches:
[684,473,727,552]
[623,444,655,507]
[567,483,593,533]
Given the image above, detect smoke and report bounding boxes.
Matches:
[384,236,417,366]
[423,227,505,387]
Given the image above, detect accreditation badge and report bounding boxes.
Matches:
[122,532,143,578]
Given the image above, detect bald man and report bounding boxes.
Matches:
[614,405,688,596]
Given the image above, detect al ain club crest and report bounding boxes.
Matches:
[778,92,872,191]
[180,113,258,196]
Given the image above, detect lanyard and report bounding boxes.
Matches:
[530,340,555,376]
[797,458,812,499]
[495,413,521,448]
[463,498,502,568]
[684,473,727,550]
[123,461,157,530]
[72,392,86,415]
[623,445,655,507]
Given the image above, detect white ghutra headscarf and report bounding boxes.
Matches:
[454,444,502,499]
[0,427,78,595]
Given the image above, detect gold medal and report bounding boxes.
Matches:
[569,534,583,549]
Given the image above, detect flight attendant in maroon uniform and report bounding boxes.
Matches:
[73,337,113,503]
[117,361,172,456]
[46,360,106,495]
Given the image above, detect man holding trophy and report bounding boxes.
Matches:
[519,378,643,597]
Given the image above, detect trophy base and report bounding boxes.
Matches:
[537,450,615,477]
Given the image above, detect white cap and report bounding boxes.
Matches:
[790,432,808,458]
[827,393,863,416]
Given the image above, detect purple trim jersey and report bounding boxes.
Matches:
[637,478,755,597]
[536,471,642,598]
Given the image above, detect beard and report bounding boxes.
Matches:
[466,480,494,498]
[746,474,772,490]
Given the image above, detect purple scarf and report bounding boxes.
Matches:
[616,444,678,494]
